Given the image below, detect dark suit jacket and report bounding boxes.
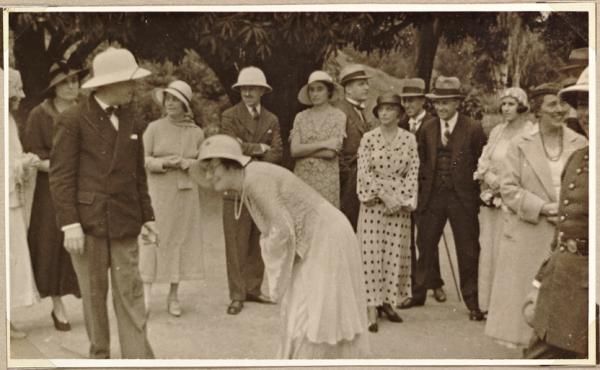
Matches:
[335,99,373,172]
[220,102,283,164]
[50,96,155,239]
[417,113,487,213]
[398,111,435,139]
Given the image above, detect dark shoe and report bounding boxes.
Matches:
[227,300,244,315]
[51,311,71,331]
[397,297,425,309]
[378,304,403,323]
[368,322,378,333]
[469,309,485,321]
[246,293,274,304]
[433,287,447,302]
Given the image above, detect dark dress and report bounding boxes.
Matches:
[24,99,80,298]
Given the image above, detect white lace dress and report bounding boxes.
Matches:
[241,161,369,359]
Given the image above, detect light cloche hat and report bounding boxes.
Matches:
[81,47,151,89]
[153,80,193,112]
[198,134,252,167]
[231,66,272,93]
[297,70,340,106]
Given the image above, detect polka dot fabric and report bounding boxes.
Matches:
[356,127,419,307]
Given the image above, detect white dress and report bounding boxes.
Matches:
[240,161,369,359]
[9,113,39,309]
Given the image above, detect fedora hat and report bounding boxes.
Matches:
[231,66,272,93]
[559,67,588,108]
[426,76,465,100]
[81,47,151,89]
[197,134,251,167]
[297,70,341,106]
[44,60,87,94]
[558,48,588,73]
[399,78,426,97]
[153,80,193,112]
[372,93,403,118]
[338,64,371,86]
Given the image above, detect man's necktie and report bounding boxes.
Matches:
[354,104,365,123]
[442,121,451,146]
[409,118,419,134]
[250,106,259,120]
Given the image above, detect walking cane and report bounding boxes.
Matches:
[441,230,462,302]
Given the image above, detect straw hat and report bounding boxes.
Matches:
[399,78,426,97]
[558,48,588,74]
[153,80,193,112]
[425,76,465,100]
[297,70,341,106]
[231,66,272,92]
[559,67,588,108]
[372,93,403,118]
[198,134,251,167]
[81,47,151,89]
[338,64,371,86]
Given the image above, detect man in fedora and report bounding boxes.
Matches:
[50,47,157,358]
[220,66,283,315]
[524,67,590,359]
[335,64,373,230]
[396,78,445,307]
[403,76,487,321]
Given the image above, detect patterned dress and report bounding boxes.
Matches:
[357,127,419,307]
[290,105,346,207]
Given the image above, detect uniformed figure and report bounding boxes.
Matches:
[524,67,590,359]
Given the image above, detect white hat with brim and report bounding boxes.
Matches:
[81,47,151,89]
[197,134,252,167]
[297,70,342,106]
[231,66,272,93]
[152,80,193,113]
[559,67,588,108]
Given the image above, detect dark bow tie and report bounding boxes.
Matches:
[104,106,119,116]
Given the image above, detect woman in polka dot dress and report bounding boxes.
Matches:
[357,93,419,333]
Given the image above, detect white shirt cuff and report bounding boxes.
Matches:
[61,223,81,232]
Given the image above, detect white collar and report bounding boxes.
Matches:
[94,95,111,111]
[245,104,261,115]
[440,112,459,132]
[409,110,427,123]
[345,97,366,109]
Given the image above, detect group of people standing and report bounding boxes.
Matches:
[8,43,590,361]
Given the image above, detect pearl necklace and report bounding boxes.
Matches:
[539,127,563,162]
[234,171,246,220]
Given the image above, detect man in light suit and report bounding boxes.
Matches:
[220,66,283,315]
[403,76,487,321]
[335,64,373,230]
[396,78,446,308]
[50,47,157,358]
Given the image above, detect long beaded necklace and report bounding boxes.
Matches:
[234,170,246,220]
[539,127,563,162]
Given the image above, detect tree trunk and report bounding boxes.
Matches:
[414,15,442,90]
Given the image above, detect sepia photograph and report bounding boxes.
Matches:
[3,2,596,367]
